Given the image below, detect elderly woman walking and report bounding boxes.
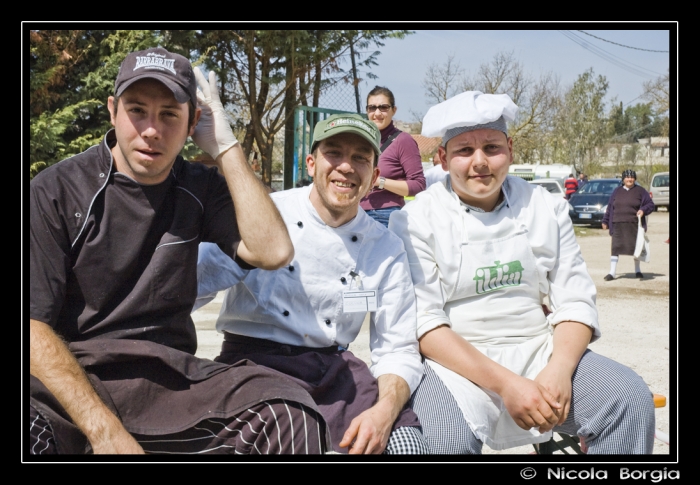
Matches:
[601,170,655,281]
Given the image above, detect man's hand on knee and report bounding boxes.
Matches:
[339,402,394,454]
[338,373,412,454]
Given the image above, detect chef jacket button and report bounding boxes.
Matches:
[340,277,346,283]
[283,310,290,316]
[351,235,358,242]
[289,265,295,272]
[325,319,331,325]
[297,221,303,228]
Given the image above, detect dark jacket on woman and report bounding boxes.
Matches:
[601,184,655,235]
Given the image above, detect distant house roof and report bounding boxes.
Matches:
[410,135,443,159]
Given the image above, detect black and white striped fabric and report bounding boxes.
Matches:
[410,350,656,454]
[30,399,327,455]
[29,405,57,455]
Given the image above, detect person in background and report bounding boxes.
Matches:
[360,86,425,227]
[601,169,655,281]
[564,173,579,199]
[578,172,588,188]
[424,151,449,188]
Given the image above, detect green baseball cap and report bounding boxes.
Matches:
[312,114,381,156]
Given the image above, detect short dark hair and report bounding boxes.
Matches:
[112,95,197,129]
[367,86,395,107]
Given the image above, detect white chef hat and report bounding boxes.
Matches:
[421,91,518,146]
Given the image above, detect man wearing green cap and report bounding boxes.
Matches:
[196,114,427,454]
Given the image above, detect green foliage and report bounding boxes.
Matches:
[551,68,609,172]
[29,29,411,182]
[30,99,103,167]
[609,101,665,143]
[161,29,411,185]
[29,29,160,179]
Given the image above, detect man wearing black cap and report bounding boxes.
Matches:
[601,169,655,280]
[29,47,328,455]
[196,114,427,454]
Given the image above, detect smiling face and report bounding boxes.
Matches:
[108,78,199,185]
[307,133,380,227]
[441,128,513,211]
[367,94,397,131]
[623,176,636,188]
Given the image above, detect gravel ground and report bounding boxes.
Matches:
[192,210,673,456]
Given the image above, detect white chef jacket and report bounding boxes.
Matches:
[424,164,449,188]
[195,185,423,394]
[389,175,600,449]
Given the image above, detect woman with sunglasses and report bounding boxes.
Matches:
[360,86,426,227]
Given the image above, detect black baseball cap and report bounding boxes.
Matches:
[114,47,197,105]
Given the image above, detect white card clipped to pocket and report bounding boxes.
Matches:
[343,290,378,313]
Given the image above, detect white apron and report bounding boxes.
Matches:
[427,189,555,450]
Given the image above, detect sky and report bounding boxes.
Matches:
[328,27,674,124]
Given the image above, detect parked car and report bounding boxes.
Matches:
[529,178,566,199]
[649,171,670,211]
[568,178,621,226]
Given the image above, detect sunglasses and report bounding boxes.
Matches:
[366,104,393,113]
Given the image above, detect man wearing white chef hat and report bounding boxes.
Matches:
[389,91,655,454]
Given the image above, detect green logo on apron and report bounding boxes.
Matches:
[473,260,524,295]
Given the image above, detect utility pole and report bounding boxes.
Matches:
[348,34,361,114]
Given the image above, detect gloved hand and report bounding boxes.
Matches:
[192,67,238,159]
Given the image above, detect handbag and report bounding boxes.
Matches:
[634,215,651,263]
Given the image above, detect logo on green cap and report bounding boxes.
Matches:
[326,117,375,135]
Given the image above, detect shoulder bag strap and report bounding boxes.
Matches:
[380,130,402,153]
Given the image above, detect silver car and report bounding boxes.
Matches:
[649,172,670,211]
[529,178,566,199]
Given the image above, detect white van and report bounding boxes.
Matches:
[649,172,670,211]
[509,163,576,182]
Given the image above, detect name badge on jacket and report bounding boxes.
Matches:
[343,290,378,313]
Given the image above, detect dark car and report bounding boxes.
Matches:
[568,178,621,226]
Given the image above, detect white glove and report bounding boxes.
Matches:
[192,67,239,159]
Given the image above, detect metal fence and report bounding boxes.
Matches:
[269,79,362,191]
[291,106,368,186]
